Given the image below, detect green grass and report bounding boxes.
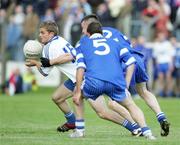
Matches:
[0,87,180,145]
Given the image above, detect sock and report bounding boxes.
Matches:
[65,111,76,124]
[141,127,151,136]
[157,112,166,123]
[122,119,134,132]
[76,119,85,132]
[132,122,141,130]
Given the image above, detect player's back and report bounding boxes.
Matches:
[103,27,144,58]
[79,34,126,87]
[80,27,144,59]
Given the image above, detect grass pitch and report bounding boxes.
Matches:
[0,87,180,145]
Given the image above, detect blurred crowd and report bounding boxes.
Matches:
[1,67,38,96]
[0,0,179,97]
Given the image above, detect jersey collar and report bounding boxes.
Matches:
[90,33,103,39]
[45,35,59,45]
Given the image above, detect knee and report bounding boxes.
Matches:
[107,100,116,110]
[51,94,65,104]
[96,111,107,119]
[137,88,148,97]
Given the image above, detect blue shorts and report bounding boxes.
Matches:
[82,77,127,102]
[130,56,149,86]
[64,79,76,91]
[157,63,170,75]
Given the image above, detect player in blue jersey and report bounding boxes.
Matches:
[26,21,142,136]
[80,14,170,137]
[72,22,155,139]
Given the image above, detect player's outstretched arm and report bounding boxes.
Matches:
[50,53,74,65]
[40,53,74,67]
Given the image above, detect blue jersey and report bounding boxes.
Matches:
[78,27,144,58]
[102,27,144,58]
[76,33,136,87]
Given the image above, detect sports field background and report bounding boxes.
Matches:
[0,87,180,145]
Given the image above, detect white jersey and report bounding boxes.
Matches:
[153,40,175,64]
[39,36,76,83]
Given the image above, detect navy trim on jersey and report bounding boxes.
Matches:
[39,68,48,76]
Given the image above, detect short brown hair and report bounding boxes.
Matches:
[87,22,102,35]
[81,14,100,25]
[39,21,59,35]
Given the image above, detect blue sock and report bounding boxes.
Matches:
[141,127,151,135]
[157,112,166,123]
[76,119,85,131]
[132,122,141,130]
[122,119,134,132]
[65,111,76,124]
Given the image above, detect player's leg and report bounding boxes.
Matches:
[70,95,141,138]
[136,82,170,136]
[164,65,173,96]
[119,94,155,139]
[157,65,166,96]
[88,95,141,135]
[69,77,111,138]
[134,60,170,136]
[70,77,142,138]
[176,68,180,97]
[136,82,161,114]
[88,95,125,123]
[107,99,142,135]
[108,82,155,140]
[52,79,76,132]
[73,95,85,136]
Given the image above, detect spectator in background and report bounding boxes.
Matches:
[132,36,153,91]
[54,0,68,35]
[6,5,25,61]
[141,0,159,41]
[96,2,115,27]
[155,0,172,38]
[152,32,175,97]
[63,0,90,45]
[131,0,147,38]
[4,68,23,96]
[114,0,132,38]
[79,0,92,15]
[70,5,84,46]
[133,36,152,70]
[170,37,180,98]
[174,7,180,41]
[34,0,49,21]
[0,9,6,23]
[23,4,39,41]
[23,67,38,92]
[42,8,55,22]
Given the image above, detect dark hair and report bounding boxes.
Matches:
[81,14,100,23]
[87,22,103,35]
[39,21,59,35]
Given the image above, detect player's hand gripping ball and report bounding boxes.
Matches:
[23,40,43,59]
